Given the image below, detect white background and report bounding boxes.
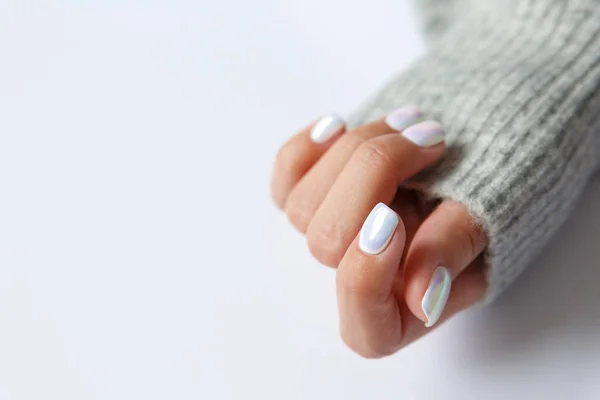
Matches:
[1,1,600,399]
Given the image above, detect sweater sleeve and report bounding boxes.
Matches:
[347,0,600,303]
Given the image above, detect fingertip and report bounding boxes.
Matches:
[402,200,487,327]
[401,120,446,149]
[403,253,434,324]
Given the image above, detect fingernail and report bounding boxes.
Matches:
[310,114,344,143]
[359,203,399,255]
[402,121,445,147]
[385,105,424,131]
[421,266,451,327]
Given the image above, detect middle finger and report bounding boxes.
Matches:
[307,119,446,267]
[284,106,423,233]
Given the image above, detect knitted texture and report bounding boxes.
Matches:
[347,0,600,303]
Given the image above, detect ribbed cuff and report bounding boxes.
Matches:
[348,0,600,302]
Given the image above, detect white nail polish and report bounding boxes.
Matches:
[421,266,452,328]
[359,203,399,255]
[310,114,344,144]
[385,106,423,131]
[402,121,445,147]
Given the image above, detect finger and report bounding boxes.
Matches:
[284,106,423,232]
[336,203,406,358]
[394,262,487,353]
[271,114,345,209]
[403,200,488,327]
[337,203,487,359]
[307,120,445,267]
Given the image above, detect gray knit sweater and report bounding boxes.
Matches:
[348,0,600,303]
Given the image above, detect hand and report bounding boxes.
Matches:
[271,107,488,358]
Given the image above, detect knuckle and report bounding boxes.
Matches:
[270,181,285,210]
[347,123,380,142]
[340,330,392,359]
[337,258,379,299]
[306,222,344,267]
[275,140,303,178]
[284,195,312,234]
[354,140,393,172]
[332,131,367,156]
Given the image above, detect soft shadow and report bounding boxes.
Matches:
[460,176,600,362]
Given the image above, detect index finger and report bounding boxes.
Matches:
[336,203,487,359]
[336,203,406,358]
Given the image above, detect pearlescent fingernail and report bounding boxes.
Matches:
[402,120,445,147]
[385,105,423,131]
[421,266,451,327]
[310,114,344,143]
[359,203,399,255]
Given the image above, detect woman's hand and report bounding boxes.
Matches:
[271,107,488,358]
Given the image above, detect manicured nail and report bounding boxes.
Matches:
[310,114,344,144]
[359,203,399,255]
[421,266,451,327]
[385,106,423,131]
[402,121,445,147]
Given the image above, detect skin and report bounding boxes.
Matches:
[271,116,489,358]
